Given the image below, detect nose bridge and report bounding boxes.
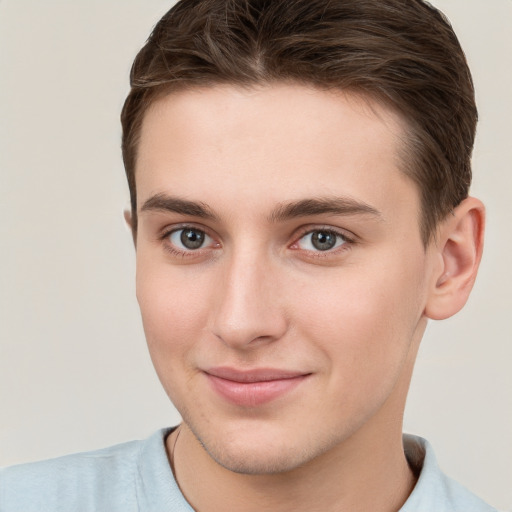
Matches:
[211,245,286,348]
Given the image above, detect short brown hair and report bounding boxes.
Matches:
[121,0,477,243]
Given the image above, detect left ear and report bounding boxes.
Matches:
[123,208,137,247]
[424,197,485,320]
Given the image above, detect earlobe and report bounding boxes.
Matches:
[123,208,133,229]
[424,197,485,320]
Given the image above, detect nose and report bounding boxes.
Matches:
[210,249,288,350]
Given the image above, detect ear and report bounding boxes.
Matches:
[424,197,485,320]
[123,208,137,247]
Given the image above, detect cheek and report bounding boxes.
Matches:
[291,258,426,379]
[293,269,424,433]
[135,258,212,372]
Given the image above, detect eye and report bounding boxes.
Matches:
[168,227,212,251]
[296,229,347,252]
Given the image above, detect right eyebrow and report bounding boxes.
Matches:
[140,193,218,220]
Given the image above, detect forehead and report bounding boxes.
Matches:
[135,84,417,223]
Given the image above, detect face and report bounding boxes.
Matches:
[134,84,436,474]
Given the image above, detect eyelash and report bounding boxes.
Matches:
[290,227,356,258]
[159,224,219,259]
[159,225,356,259]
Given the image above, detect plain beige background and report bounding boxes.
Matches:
[0,0,511,509]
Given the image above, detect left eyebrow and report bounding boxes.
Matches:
[268,197,383,223]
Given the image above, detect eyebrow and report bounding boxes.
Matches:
[140,193,218,220]
[268,197,382,222]
[140,193,382,223]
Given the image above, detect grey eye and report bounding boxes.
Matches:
[297,230,346,252]
[312,231,337,250]
[170,228,209,250]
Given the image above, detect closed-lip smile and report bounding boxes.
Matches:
[203,367,311,406]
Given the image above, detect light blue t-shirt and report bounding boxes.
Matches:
[0,429,497,512]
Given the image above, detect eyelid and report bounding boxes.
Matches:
[159,223,221,257]
[158,222,216,241]
[291,225,356,244]
[289,225,357,256]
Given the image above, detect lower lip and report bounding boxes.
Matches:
[205,374,308,407]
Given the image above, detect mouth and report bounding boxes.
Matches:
[203,367,311,407]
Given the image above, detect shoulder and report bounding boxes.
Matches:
[401,434,498,512]
[0,430,170,512]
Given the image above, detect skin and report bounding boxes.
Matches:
[130,84,484,512]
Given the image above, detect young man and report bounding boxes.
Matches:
[0,0,498,511]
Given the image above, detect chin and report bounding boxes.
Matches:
[205,441,315,475]
[187,418,336,476]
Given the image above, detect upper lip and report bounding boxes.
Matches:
[204,367,310,383]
